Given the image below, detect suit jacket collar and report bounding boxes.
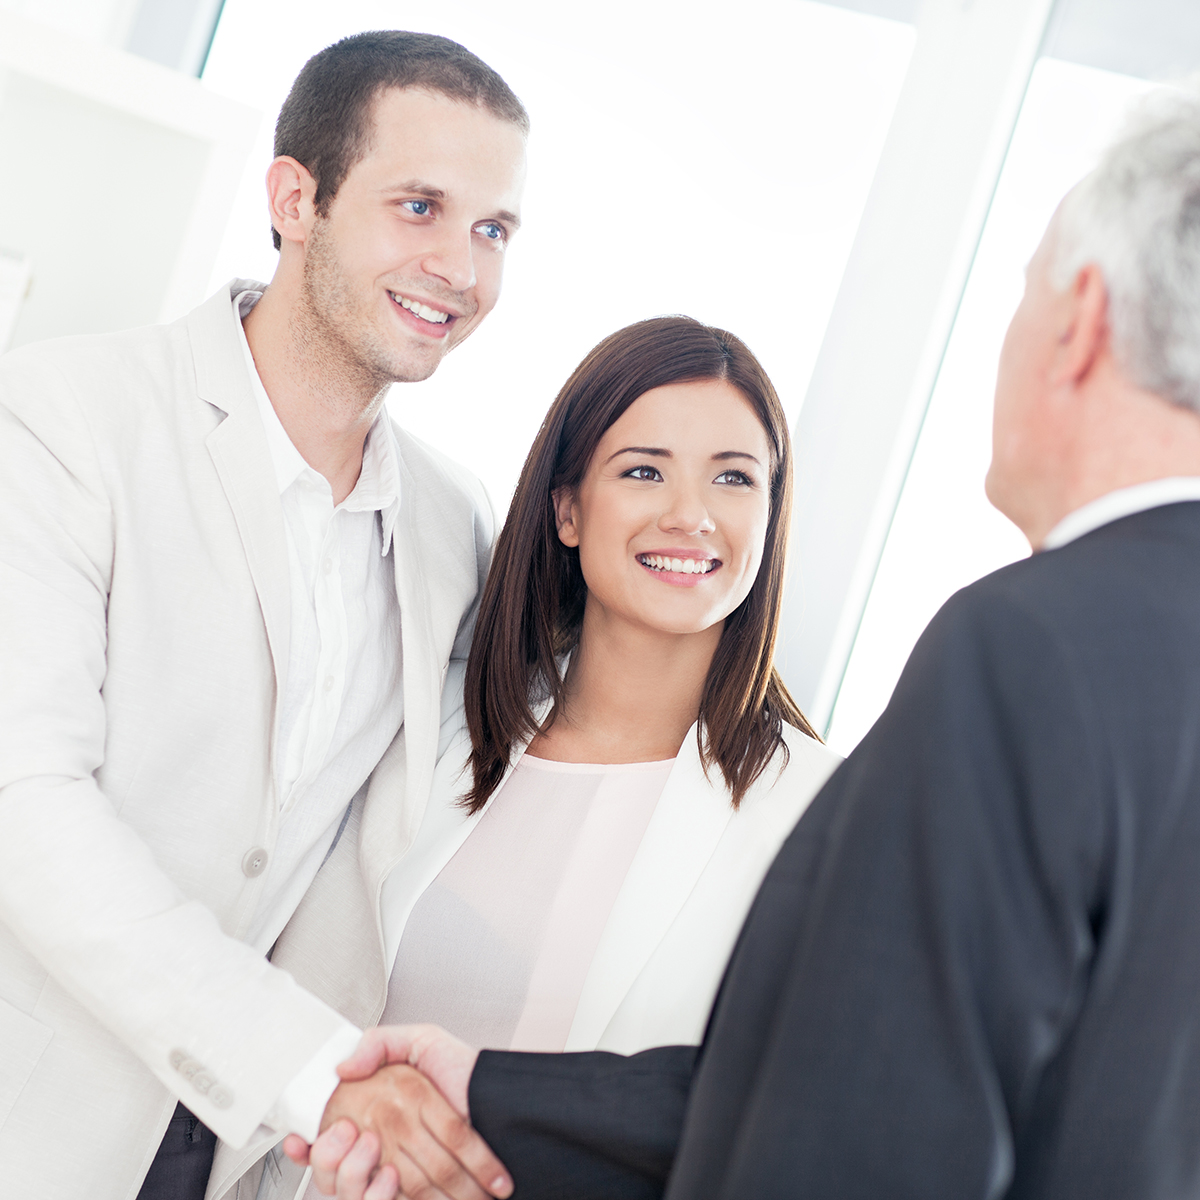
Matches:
[190,281,291,724]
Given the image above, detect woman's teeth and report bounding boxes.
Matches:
[391,293,450,324]
[639,555,716,575]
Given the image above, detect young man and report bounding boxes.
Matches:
[0,31,523,1200]
[309,90,1200,1199]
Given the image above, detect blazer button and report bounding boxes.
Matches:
[209,1085,234,1109]
[242,847,268,878]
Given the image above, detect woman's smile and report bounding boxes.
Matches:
[635,551,723,586]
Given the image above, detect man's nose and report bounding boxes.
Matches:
[420,227,477,293]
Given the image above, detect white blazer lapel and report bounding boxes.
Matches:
[358,451,486,891]
[379,700,551,972]
[192,286,290,710]
[565,724,733,1051]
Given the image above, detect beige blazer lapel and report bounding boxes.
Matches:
[191,283,290,712]
[357,460,442,894]
[565,724,733,1051]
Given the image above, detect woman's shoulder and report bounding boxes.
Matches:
[736,724,842,816]
[779,723,843,773]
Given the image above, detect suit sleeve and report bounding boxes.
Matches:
[469,1046,697,1200]
[0,356,349,1147]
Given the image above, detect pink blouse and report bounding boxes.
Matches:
[381,754,675,1051]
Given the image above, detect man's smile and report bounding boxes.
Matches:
[387,289,461,334]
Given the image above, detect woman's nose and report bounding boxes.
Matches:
[657,488,716,536]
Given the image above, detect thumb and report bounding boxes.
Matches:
[281,1134,311,1166]
[336,1025,419,1080]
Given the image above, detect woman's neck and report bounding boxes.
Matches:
[527,606,723,764]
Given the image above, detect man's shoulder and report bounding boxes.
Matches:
[911,501,1200,721]
[389,420,493,525]
[952,500,1200,629]
[0,284,240,429]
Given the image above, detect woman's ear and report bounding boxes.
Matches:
[552,487,580,547]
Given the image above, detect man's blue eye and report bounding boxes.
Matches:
[405,200,430,216]
[478,223,504,241]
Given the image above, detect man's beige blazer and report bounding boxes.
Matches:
[0,282,493,1200]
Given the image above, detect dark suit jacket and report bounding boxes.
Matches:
[470,501,1200,1199]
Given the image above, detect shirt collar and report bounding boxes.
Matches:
[1042,476,1200,551]
[232,288,402,554]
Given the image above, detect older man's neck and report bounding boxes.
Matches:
[1028,380,1200,550]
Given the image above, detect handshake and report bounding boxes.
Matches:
[283,1026,512,1200]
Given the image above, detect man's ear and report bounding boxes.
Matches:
[1054,262,1110,386]
[266,156,318,250]
[552,487,580,547]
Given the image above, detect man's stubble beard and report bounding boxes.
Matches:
[297,217,441,398]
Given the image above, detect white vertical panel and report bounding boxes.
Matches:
[0,249,30,351]
[777,0,1056,730]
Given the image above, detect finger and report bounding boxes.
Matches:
[338,1026,420,1080]
[310,1119,366,1195]
[421,1098,512,1199]
[364,1163,401,1200]
[334,1129,384,1200]
[282,1133,312,1166]
[389,1146,461,1200]
[380,1114,498,1200]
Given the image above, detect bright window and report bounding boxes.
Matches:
[827,56,1155,754]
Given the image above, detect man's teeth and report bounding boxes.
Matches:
[640,555,716,574]
[391,293,450,324]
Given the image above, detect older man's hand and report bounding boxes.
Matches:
[283,1026,505,1200]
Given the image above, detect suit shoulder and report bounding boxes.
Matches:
[0,320,190,427]
[391,423,494,523]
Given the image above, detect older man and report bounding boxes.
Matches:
[307,89,1200,1199]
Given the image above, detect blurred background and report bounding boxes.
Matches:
[1,0,1197,752]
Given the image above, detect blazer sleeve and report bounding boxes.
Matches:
[0,354,350,1147]
[469,1045,698,1200]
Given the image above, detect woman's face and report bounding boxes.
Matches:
[555,379,773,640]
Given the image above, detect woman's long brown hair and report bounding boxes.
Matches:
[462,316,819,813]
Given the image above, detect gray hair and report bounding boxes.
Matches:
[1052,87,1200,412]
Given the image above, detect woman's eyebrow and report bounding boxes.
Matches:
[604,446,672,464]
[712,451,763,465]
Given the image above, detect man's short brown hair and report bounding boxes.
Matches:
[271,30,528,249]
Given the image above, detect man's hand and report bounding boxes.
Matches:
[282,1026,505,1200]
[338,1024,481,1116]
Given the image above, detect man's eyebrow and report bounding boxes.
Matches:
[380,181,522,230]
[605,446,671,464]
[382,180,447,200]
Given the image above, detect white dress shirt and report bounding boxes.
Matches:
[1042,477,1200,550]
[233,290,404,1137]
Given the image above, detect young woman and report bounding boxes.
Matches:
[268,315,842,1200]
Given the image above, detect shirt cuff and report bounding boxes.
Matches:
[263,1020,363,1141]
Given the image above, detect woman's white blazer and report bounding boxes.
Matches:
[381,712,843,1055]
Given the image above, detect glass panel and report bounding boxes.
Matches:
[201,0,915,507]
[827,55,1154,754]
